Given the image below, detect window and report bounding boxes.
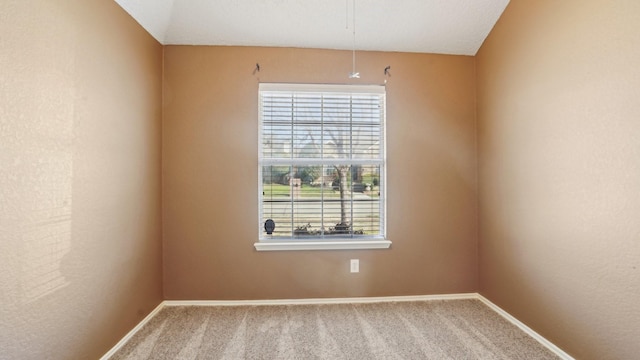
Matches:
[256,83,391,251]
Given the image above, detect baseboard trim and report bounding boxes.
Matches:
[476,294,575,360]
[163,293,477,307]
[100,302,165,360]
[102,293,573,360]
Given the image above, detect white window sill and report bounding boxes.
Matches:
[254,239,392,251]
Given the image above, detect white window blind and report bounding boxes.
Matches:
[258,83,386,244]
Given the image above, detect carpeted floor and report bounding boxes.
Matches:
[109,299,560,359]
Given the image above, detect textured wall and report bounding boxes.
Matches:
[477,1,640,359]
[162,46,478,300]
[0,1,163,359]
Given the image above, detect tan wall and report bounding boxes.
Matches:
[0,1,163,359]
[163,46,478,299]
[477,1,640,359]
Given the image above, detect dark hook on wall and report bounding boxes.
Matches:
[253,63,261,75]
[384,66,391,76]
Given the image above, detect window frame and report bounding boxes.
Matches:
[255,83,391,251]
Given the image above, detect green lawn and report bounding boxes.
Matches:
[361,174,380,186]
[263,183,379,198]
[263,183,337,197]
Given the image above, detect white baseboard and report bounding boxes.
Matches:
[163,293,477,307]
[100,302,165,360]
[476,294,575,360]
[102,293,573,360]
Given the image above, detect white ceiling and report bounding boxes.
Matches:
[114,0,509,56]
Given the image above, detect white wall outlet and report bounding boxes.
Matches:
[350,259,359,273]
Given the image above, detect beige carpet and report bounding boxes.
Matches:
[109,299,560,359]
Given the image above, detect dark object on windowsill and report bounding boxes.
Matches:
[264,219,275,235]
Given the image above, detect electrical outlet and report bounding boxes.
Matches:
[350,259,359,273]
